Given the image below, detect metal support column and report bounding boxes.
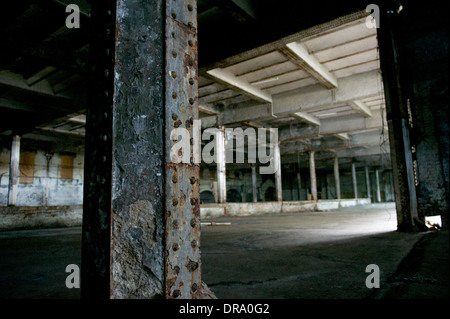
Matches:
[365,166,371,201]
[309,151,317,201]
[82,0,201,299]
[216,126,226,203]
[333,156,341,200]
[274,142,282,202]
[378,5,418,231]
[351,162,358,199]
[7,135,20,206]
[375,169,382,203]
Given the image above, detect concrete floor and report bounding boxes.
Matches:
[0,203,447,299]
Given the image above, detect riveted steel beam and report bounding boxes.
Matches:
[165,0,201,299]
[81,0,200,299]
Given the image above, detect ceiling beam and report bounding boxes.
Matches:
[280,130,383,155]
[348,100,373,117]
[279,42,338,89]
[218,70,383,124]
[206,68,272,103]
[279,109,385,142]
[335,133,350,141]
[293,112,321,126]
[199,103,219,115]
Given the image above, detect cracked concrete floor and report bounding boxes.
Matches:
[0,203,447,299]
[201,203,447,299]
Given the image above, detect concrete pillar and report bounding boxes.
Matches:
[7,135,21,206]
[216,126,227,203]
[309,151,317,201]
[251,164,258,202]
[82,0,201,299]
[375,169,382,203]
[351,162,358,199]
[365,166,371,200]
[274,141,282,202]
[333,156,341,200]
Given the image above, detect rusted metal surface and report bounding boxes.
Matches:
[81,0,116,298]
[82,0,166,298]
[165,0,201,299]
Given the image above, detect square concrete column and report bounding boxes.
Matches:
[333,156,341,200]
[309,151,317,201]
[351,162,358,199]
[375,169,382,203]
[82,0,201,299]
[216,126,227,203]
[7,135,21,206]
[274,141,282,202]
[365,166,371,200]
[251,164,258,202]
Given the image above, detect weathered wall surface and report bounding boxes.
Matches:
[0,148,84,207]
[396,2,449,227]
[199,163,394,204]
[0,205,82,230]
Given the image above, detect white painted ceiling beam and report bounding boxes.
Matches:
[281,42,338,89]
[348,100,373,117]
[206,68,272,103]
[293,112,321,126]
[218,70,383,124]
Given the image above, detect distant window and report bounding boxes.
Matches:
[60,155,74,180]
[19,152,35,183]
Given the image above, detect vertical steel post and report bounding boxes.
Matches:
[352,162,358,199]
[365,166,371,200]
[375,169,382,203]
[378,4,418,231]
[309,151,317,201]
[216,126,227,203]
[7,135,20,206]
[333,156,341,200]
[274,141,282,202]
[82,0,201,299]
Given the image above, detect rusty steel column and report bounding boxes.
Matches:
[378,4,418,231]
[165,0,201,299]
[333,156,341,200]
[309,151,317,201]
[7,135,20,206]
[216,126,227,203]
[81,0,200,299]
[274,141,282,202]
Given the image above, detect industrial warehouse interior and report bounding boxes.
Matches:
[0,0,448,303]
